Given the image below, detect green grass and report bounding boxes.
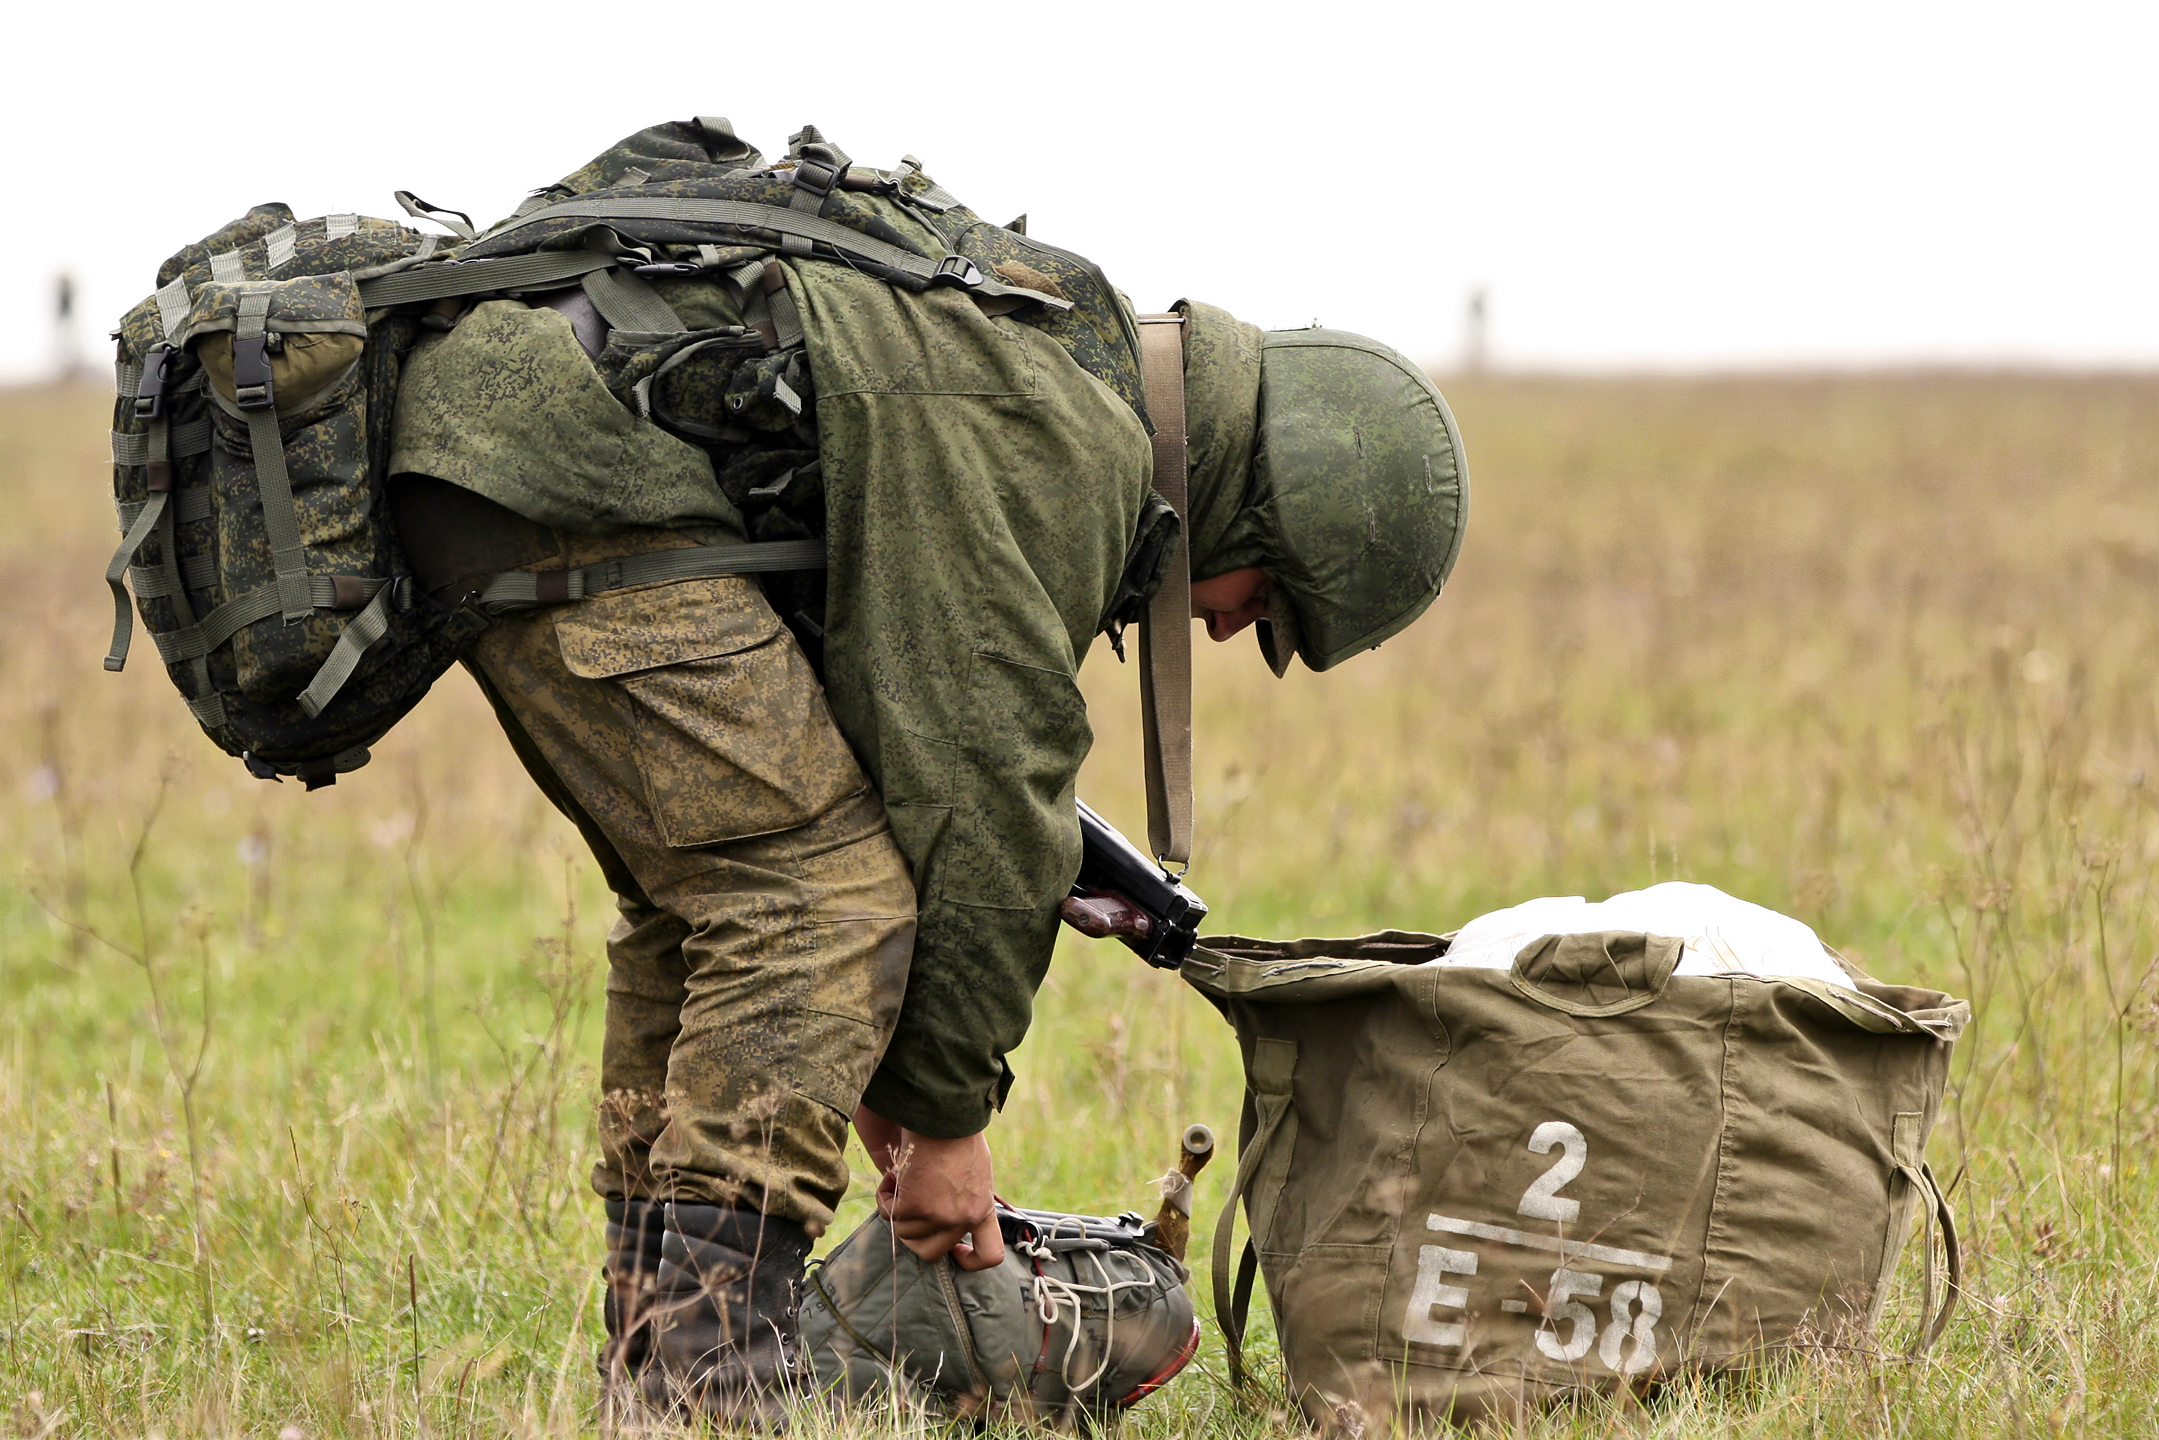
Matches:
[1,372,2155,1435]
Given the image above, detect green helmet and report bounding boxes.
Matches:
[1178,303,1468,674]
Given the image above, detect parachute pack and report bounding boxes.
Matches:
[104,118,1156,788]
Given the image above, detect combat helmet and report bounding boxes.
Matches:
[1178,301,1468,674]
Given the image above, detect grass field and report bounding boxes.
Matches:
[1,370,2155,1437]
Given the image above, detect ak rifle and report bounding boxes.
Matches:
[1058,800,1208,970]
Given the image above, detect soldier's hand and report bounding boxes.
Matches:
[871,1124,1006,1272]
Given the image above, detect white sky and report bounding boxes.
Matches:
[3,0,2154,380]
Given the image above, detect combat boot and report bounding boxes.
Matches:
[638,1202,813,1426]
[599,1198,667,1389]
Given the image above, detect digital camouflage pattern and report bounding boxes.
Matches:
[1174,299,1264,579]
[459,540,916,1227]
[1203,325,1469,673]
[391,302,744,537]
[461,122,1149,424]
[784,260,1153,1135]
[401,116,1163,1136]
[110,211,487,780]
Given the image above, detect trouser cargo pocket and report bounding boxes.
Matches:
[552,574,867,847]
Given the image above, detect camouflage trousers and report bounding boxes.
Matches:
[464,535,916,1231]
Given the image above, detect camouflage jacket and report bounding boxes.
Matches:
[398,122,1161,1136]
[791,253,1151,1135]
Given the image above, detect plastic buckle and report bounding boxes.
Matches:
[134,345,175,420]
[791,155,844,198]
[632,262,702,278]
[230,334,275,411]
[929,254,983,289]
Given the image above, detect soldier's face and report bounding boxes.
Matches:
[1190,567,1272,643]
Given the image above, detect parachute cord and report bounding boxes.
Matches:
[1016,1233,1157,1398]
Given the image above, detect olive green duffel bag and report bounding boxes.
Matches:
[1188,929,1967,1431]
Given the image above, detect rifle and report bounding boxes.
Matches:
[1058,799,1208,970]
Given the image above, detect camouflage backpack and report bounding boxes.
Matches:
[104,206,495,786]
[104,117,1155,788]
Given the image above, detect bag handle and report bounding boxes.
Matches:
[1886,1109,1961,1354]
[1135,314,1193,869]
[1902,1161,1961,1354]
[1210,1039,1297,1391]
[1506,932,1684,1018]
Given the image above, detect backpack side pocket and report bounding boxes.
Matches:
[186,273,382,703]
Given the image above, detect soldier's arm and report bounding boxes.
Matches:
[797,265,1150,1140]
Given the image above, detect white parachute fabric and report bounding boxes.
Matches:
[1434,881,1854,985]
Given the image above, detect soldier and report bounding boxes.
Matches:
[382,120,1467,1423]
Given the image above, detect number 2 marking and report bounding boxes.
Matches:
[1518,1121,1587,1222]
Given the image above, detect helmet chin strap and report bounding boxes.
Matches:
[1135,314,1194,871]
[1257,585,1302,679]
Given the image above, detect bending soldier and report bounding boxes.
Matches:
[382,118,1468,1422]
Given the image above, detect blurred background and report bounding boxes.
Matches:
[3,2,2156,1434]
[7,0,2159,380]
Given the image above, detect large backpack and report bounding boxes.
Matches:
[104,118,1158,788]
[105,206,490,786]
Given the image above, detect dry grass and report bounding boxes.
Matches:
[0,370,2154,1435]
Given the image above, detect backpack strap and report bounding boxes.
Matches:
[1136,315,1193,868]
[105,346,215,718]
[578,265,685,334]
[102,485,168,672]
[229,289,313,622]
[353,249,620,307]
[466,538,827,613]
[473,196,1074,311]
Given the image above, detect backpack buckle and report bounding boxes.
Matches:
[134,345,176,420]
[230,334,275,411]
[790,155,844,199]
[929,254,983,289]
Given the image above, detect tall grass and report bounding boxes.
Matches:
[0,372,2153,1435]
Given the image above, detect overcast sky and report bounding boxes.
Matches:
[4,0,2153,380]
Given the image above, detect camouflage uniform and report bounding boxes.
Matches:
[463,544,916,1228]
[388,124,1460,1238]
[392,256,1151,1224]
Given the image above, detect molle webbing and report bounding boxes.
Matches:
[230,287,312,621]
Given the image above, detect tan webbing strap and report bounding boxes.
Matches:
[1210,1038,1299,1391]
[1136,315,1193,868]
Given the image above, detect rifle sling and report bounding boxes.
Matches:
[1136,314,1194,869]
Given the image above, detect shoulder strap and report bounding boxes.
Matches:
[1136,315,1193,868]
[465,195,1073,311]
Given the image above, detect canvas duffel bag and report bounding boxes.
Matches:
[1187,929,1967,1430]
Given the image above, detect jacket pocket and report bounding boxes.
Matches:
[553,576,867,847]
